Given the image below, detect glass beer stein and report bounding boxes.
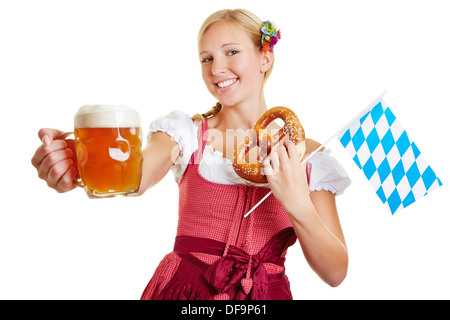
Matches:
[64,105,143,198]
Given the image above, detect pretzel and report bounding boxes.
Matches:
[233,107,306,183]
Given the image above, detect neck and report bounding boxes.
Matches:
[213,95,268,131]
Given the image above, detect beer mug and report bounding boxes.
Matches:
[64,105,143,198]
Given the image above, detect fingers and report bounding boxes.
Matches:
[284,139,299,161]
[31,139,69,170]
[37,148,73,180]
[32,128,77,193]
[47,159,77,192]
[263,139,302,179]
[36,147,76,191]
[270,139,295,166]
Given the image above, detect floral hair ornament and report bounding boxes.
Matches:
[261,20,281,55]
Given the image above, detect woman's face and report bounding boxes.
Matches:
[199,21,266,107]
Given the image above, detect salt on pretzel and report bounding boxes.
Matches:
[233,107,306,183]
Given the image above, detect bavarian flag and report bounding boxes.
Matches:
[337,95,442,214]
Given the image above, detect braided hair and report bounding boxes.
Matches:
[192,102,223,122]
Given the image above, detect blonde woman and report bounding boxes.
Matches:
[32,9,351,300]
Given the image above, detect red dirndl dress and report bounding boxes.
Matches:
[140,119,299,300]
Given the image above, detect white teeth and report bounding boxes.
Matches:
[217,79,237,88]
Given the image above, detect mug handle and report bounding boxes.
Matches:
[56,132,84,188]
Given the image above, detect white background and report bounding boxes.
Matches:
[1,0,448,299]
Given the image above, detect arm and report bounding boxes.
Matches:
[138,131,180,195]
[263,139,348,287]
[32,129,180,195]
[291,190,348,287]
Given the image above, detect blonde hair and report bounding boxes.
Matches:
[192,9,275,122]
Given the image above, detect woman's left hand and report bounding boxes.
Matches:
[263,140,310,214]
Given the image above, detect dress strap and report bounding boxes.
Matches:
[191,119,209,165]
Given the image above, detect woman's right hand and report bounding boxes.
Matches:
[31,128,78,193]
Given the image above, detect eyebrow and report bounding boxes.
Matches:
[199,43,241,56]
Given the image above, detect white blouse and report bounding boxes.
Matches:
[148,110,351,195]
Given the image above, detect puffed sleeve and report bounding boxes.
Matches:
[148,110,198,181]
[308,149,351,195]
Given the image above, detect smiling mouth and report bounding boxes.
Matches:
[216,78,238,88]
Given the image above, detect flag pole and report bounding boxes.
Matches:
[244,141,330,218]
[244,91,388,218]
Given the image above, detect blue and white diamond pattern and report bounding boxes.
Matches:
[338,98,442,214]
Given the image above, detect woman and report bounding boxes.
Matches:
[32,9,351,300]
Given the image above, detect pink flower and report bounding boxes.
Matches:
[270,36,278,46]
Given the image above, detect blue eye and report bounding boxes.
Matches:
[201,57,213,63]
[227,50,239,56]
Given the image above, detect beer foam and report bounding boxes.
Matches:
[74,105,141,128]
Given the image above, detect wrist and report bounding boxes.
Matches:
[284,194,316,223]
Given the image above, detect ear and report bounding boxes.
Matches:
[260,51,274,74]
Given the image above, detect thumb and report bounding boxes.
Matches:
[38,128,64,146]
[263,158,274,177]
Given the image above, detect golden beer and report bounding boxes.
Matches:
[74,105,142,198]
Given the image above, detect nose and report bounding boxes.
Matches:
[211,56,227,76]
